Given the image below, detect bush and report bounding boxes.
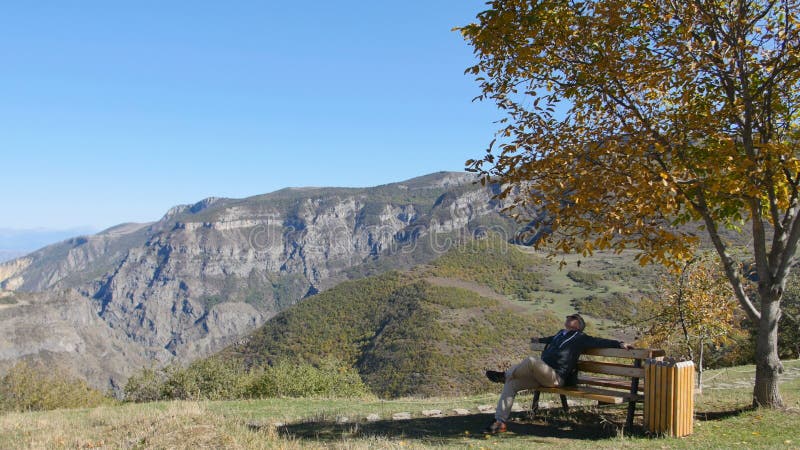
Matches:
[0,362,113,412]
[176,357,246,400]
[123,357,369,402]
[244,358,370,398]
[125,358,247,401]
[123,367,164,402]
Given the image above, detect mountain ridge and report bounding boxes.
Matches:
[0,171,515,391]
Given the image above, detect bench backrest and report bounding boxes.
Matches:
[530,342,666,382]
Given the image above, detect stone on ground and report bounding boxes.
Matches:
[421,409,443,417]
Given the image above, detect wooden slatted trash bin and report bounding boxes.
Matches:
[644,359,695,437]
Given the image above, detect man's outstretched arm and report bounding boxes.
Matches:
[583,335,634,349]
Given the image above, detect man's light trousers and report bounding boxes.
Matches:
[494,356,562,422]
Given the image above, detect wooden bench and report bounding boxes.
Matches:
[528,342,666,428]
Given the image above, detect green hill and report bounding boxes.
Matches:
[221,270,560,397]
[219,237,660,398]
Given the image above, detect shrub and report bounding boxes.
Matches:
[182,357,247,400]
[123,367,164,403]
[124,357,369,402]
[0,362,113,412]
[244,358,370,398]
[148,358,246,401]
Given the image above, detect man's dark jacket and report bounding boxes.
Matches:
[537,330,622,385]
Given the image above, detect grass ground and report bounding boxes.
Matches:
[1,360,798,449]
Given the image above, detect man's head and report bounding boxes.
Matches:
[565,313,585,331]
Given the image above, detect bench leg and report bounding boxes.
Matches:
[531,391,541,413]
[626,360,642,429]
[626,401,635,429]
[560,395,569,412]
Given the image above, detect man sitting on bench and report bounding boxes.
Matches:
[484,313,633,434]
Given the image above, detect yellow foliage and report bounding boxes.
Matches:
[459,0,800,268]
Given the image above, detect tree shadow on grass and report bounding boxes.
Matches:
[277,410,626,445]
[271,404,758,445]
[694,406,754,421]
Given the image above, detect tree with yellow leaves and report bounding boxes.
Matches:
[633,256,742,391]
[459,0,800,407]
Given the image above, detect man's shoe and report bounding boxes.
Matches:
[485,370,506,383]
[484,420,507,434]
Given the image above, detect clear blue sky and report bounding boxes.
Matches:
[1,1,500,231]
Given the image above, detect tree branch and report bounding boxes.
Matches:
[696,192,762,321]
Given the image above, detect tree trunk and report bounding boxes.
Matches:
[696,339,703,394]
[753,294,784,408]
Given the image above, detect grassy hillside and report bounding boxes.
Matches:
[218,236,662,398]
[430,238,548,301]
[222,270,561,398]
[428,238,661,334]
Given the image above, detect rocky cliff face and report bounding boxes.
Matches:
[0,290,152,390]
[0,222,154,293]
[0,172,511,390]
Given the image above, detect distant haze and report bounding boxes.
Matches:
[0,227,97,261]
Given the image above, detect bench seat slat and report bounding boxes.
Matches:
[580,386,643,403]
[535,386,643,404]
[535,387,623,404]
